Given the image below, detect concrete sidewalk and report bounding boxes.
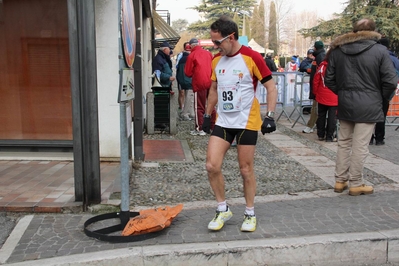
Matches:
[1,115,399,265]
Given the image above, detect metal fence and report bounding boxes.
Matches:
[257,72,312,127]
[258,72,399,131]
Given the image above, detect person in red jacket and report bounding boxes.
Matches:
[313,50,338,142]
[184,38,216,135]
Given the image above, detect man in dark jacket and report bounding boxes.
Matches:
[302,42,326,133]
[324,18,398,196]
[370,37,399,145]
[265,53,277,72]
[152,41,175,88]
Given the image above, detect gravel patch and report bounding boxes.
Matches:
[130,120,332,207]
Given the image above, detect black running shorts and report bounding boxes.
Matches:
[211,125,258,145]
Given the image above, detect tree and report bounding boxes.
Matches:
[171,19,189,34]
[268,1,278,54]
[270,0,293,51]
[243,12,251,38]
[188,0,257,36]
[300,0,399,53]
[251,0,266,47]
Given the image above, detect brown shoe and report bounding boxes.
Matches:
[349,184,374,196]
[334,181,348,193]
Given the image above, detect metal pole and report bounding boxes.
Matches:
[118,0,130,227]
[119,101,130,226]
[132,0,144,160]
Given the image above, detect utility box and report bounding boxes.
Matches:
[153,87,170,130]
[146,86,177,134]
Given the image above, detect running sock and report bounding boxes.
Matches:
[217,201,227,212]
[245,206,255,216]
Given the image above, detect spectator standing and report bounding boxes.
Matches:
[152,41,175,88]
[176,42,190,111]
[295,55,300,69]
[285,56,298,72]
[302,41,326,133]
[265,53,277,72]
[184,38,216,136]
[274,55,280,69]
[203,16,277,232]
[312,50,338,142]
[325,18,398,196]
[176,42,194,121]
[370,37,399,145]
[299,49,314,74]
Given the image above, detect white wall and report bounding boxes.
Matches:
[95,0,121,159]
[142,11,153,128]
[94,0,153,159]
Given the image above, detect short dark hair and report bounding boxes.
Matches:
[379,37,390,49]
[210,15,238,40]
[353,18,376,33]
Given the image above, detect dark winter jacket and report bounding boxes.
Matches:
[265,56,277,72]
[309,48,326,99]
[176,52,192,90]
[152,49,173,87]
[324,31,398,123]
[299,57,313,73]
[388,50,399,71]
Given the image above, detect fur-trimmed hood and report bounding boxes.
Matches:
[330,31,381,55]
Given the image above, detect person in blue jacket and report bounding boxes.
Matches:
[152,41,175,88]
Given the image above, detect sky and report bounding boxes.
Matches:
[156,0,346,24]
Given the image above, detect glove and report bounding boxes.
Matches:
[261,117,276,134]
[202,115,211,134]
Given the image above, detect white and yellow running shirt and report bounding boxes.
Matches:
[211,45,272,131]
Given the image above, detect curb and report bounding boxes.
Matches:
[6,230,399,265]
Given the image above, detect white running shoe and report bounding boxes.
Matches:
[180,114,192,121]
[208,207,233,231]
[302,127,314,133]
[240,214,257,232]
[191,130,206,136]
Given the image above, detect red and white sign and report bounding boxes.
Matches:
[198,39,214,47]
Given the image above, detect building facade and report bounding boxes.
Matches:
[0,0,154,159]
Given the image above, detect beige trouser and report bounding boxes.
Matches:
[306,100,318,128]
[335,120,375,187]
[181,90,194,118]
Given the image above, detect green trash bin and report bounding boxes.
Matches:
[152,86,170,131]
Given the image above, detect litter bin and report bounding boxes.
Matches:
[152,86,170,132]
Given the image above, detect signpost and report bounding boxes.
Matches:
[118,0,136,227]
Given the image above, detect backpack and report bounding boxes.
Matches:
[176,53,192,90]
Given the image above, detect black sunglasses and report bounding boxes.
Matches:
[212,32,235,46]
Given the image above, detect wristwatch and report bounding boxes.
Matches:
[266,111,275,118]
[203,114,211,118]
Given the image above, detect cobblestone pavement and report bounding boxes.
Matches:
[1,109,398,265]
[4,190,399,264]
[130,115,396,207]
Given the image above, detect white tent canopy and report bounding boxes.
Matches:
[248,38,274,54]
